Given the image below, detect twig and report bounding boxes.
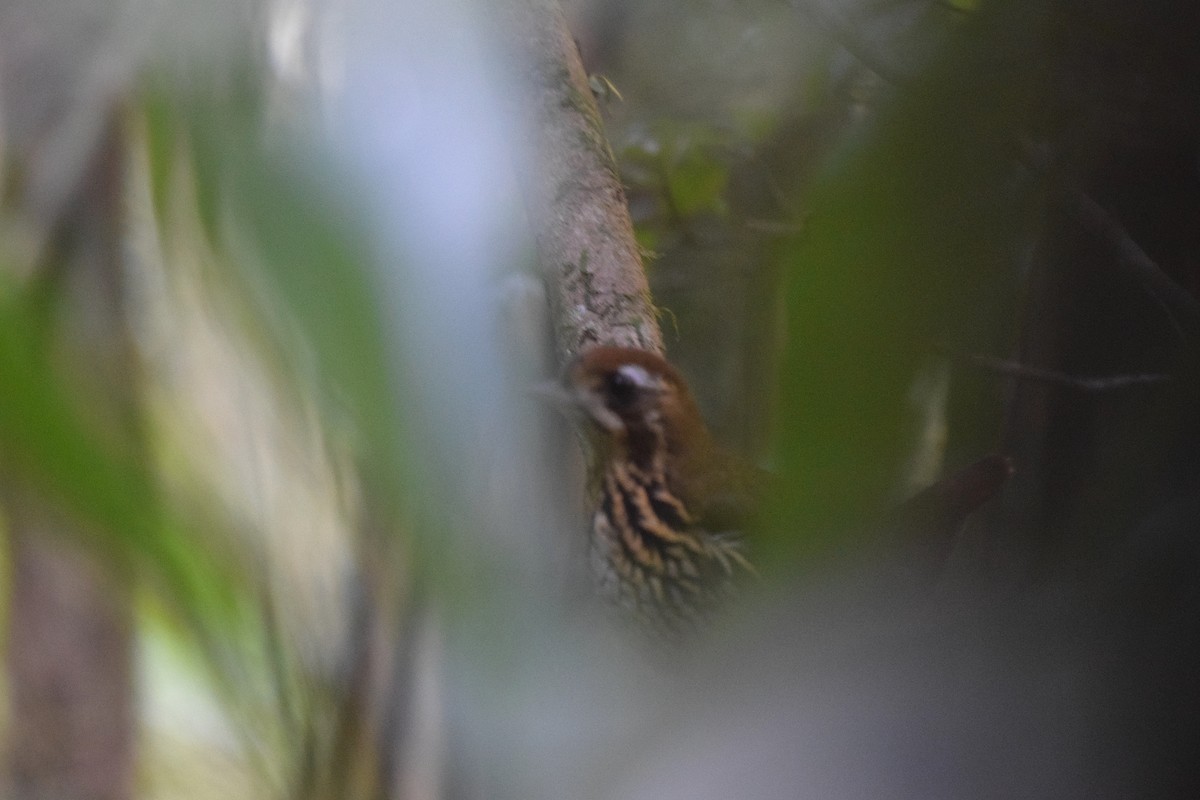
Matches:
[1016,138,1200,343]
[791,1,913,88]
[945,349,1171,392]
[1070,191,1199,342]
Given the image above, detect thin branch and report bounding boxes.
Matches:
[1016,138,1200,343]
[791,0,914,89]
[1071,191,1199,342]
[506,0,664,362]
[944,349,1171,392]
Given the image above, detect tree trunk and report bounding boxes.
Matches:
[3,116,137,800]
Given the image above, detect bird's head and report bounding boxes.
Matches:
[539,346,709,465]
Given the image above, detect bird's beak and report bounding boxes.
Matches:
[530,380,625,433]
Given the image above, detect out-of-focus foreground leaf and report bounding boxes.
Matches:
[141,75,407,501]
[0,287,247,636]
[769,1,1047,559]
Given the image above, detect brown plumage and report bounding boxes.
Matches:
[550,346,761,632]
[543,347,1015,631]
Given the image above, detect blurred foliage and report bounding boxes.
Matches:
[1,0,1196,797]
[589,0,1047,564]
[620,120,734,228]
[771,2,1047,554]
[2,21,413,798]
[134,70,413,798]
[140,74,407,500]
[0,281,246,636]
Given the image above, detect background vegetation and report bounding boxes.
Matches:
[1,0,1197,797]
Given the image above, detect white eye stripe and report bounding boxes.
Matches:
[617,364,660,389]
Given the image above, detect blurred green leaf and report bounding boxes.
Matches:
[620,121,741,222]
[667,149,729,217]
[0,290,247,633]
[945,0,982,12]
[137,81,407,502]
[142,88,180,223]
[767,2,1045,561]
[634,226,662,256]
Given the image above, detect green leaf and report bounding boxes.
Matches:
[667,149,729,217]
[136,80,408,507]
[0,291,246,632]
[766,2,1044,562]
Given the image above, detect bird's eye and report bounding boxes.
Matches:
[605,369,639,407]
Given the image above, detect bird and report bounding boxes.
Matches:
[541,345,763,633]
[541,346,1013,632]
